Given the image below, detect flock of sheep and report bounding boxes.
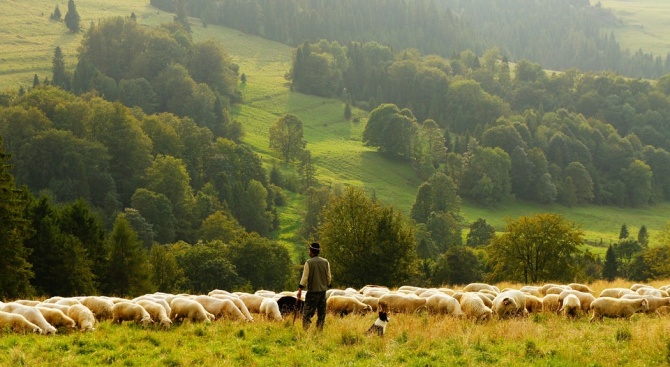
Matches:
[0,281,666,335]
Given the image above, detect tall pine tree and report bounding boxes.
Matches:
[105,214,153,296]
[0,137,34,299]
[52,46,69,90]
[603,245,618,281]
[64,0,81,32]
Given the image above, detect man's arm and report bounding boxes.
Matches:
[299,262,309,290]
[326,261,332,288]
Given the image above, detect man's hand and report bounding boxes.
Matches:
[296,289,302,300]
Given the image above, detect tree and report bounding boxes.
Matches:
[619,224,629,239]
[64,0,81,33]
[33,74,40,88]
[466,218,496,247]
[51,5,62,21]
[226,233,293,290]
[344,103,352,120]
[0,139,34,299]
[564,162,594,203]
[603,245,618,281]
[149,244,184,293]
[318,187,417,288]
[199,210,244,243]
[105,214,154,296]
[613,238,642,279]
[442,246,484,285]
[487,213,583,283]
[638,225,650,247]
[269,114,306,163]
[52,46,69,90]
[363,103,419,159]
[131,188,177,244]
[174,241,240,293]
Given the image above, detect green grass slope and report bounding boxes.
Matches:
[597,0,670,57]
[1,1,669,253]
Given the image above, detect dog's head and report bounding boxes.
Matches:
[378,311,389,322]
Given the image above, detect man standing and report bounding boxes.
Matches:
[297,242,331,331]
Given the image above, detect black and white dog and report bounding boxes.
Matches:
[366,311,389,336]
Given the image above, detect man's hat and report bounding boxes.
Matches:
[309,242,321,252]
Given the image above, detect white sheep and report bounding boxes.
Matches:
[36,307,76,330]
[558,290,595,313]
[590,297,648,321]
[136,300,172,329]
[55,298,82,307]
[259,298,283,321]
[193,296,247,321]
[67,304,96,331]
[542,294,560,313]
[425,294,463,317]
[35,302,71,314]
[0,311,42,334]
[378,293,426,314]
[170,298,214,323]
[463,283,500,294]
[359,285,390,298]
[80,296,115,321]
[559,294,581,319]
[112,302,152,327]
[360,297,380,312]
[568,283,594,294]
[524,295,543,314]
[620,294,670,314]
[326,296,373,316]
[459,292,492,322]
[2,303,57,335]
[599,288,635,298]
[209,294,254,321]
[492,290,527,319]
[14,300,40,307]
[237,293,266,314]
[134,296,172,317]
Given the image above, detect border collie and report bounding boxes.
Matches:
[366,311,389,336]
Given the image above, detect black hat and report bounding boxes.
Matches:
[309,242,321,252]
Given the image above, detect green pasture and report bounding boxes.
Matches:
[3,309,670,366]
[597,0,670,57]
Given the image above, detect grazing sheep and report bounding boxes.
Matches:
[193,296,247,321]
[397,285,420,293]
[557,290,595,313]
[459,293,493,322]
[36,302,71,314]
[568,283,594,294]
[0,311,42,334]
[425,294,463,317]
[170,298,213,323]
[378,293,427,314]
[136,300,172,329]
[208,289,232,296]
[524,295,543,314]
[209,294,254,322]
[14,300,40,307]
[360,297,380,312]
[112,302,152,327]
[519,286,542,297]
[463,283,500,294]
[1,303,57,335]
[259,298,283,321]
[55,298,82,307]
[80,296,114,321]
[620,294,670,314]
[476,292,495,308]
[237,293,266,314]
[68,304,96,332]
[544,286,570,295]
[2,303,52,330]
[134,296,172,317]
[630,284,650,292]
[492,290,527,319]
[599,288,635,298]
[559,294,581,319]
[360,285,390,298]
[326,296,373,316]
[43,296,63,304]
[36,307,76,330]
[636,287,662,297]
[540,284,563,295]
[542,294,560,313]
[590,297,648,321]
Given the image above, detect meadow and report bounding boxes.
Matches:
[3,279,670,366]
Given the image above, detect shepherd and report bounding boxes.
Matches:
[297,242,332,331]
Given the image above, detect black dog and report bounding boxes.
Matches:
[366,311,389,336]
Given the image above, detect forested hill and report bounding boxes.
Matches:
[151,0,669,79]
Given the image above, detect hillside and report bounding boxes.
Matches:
[1,1,669,254]
[598,0,670,57]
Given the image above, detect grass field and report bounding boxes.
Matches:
[3,279,670,366]
[596,0,670,57]
[1,1,670,251]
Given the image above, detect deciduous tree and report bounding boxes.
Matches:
[487,213,583,283]
[268,114,306,163]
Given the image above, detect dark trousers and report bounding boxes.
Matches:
[302,291,326,330]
